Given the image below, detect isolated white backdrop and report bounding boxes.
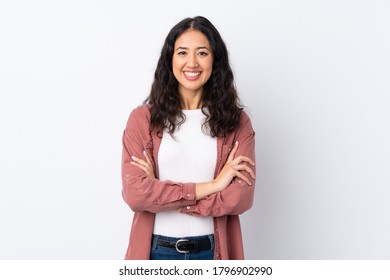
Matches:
[0,0,389,259]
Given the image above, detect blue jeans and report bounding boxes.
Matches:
[150,234,215,260]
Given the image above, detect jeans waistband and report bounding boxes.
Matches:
[152,234,214,253]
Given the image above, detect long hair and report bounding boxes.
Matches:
[144,16,242,137]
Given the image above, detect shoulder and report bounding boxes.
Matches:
[239,110,252,124]
[129,104,151,119]
[234,110,255,137]
[238,110,254,130]
[220,110,255,146]
[125,104,151,131]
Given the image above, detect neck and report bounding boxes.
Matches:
[179,87,203,110]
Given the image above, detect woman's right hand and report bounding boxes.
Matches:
[212,141,255,192]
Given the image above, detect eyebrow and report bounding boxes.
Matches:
[175,46,210,51]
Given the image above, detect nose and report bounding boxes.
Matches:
[187,53,199,68]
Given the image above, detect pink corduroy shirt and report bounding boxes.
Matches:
[121,105,256,259]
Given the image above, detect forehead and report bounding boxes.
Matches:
[174,29,211,48]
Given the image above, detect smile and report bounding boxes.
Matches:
[184,71,201,77]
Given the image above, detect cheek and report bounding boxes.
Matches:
[172,57,181,69]
[172,60,181,76]
[172,59,178,71]
[205,62,213,77]
[172,69,181,82]
[206,59,213,72]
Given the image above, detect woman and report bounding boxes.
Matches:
[122,16,256,260]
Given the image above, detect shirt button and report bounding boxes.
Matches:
[126,174,130,178]
[186,206,190,210]
[186,194,190,198]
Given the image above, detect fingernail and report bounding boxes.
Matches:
[143,150,146,154]
[131,156,136,160]
[236,141,239,145]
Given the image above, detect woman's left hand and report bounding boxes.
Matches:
[131,151,156,179]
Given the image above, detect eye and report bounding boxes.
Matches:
[177,51,187,56]
[198,51,208,56]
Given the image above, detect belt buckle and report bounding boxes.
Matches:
[175,238,190,253]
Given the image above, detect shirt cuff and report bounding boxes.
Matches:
[181,182,196,203]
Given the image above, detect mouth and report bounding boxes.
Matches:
[183,71,201,80]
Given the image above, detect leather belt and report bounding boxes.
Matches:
[157,238,211,253]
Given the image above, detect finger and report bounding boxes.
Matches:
[130,161,149,173]
[131,156,148,167]
[227,141,239,162]
[235,164,256,179]
[236,172,252,186]
[233,155,255,166]
[143,150,153,166]
[131,160,154,176]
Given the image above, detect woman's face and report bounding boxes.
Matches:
[172,29,213,96]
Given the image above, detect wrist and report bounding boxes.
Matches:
[209,181,217,193]
[195,181,219,200]
[211,179,221,192]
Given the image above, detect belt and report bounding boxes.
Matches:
[157,238,211,253]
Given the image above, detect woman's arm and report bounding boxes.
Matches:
[181,115,256,217]
[121,107,197,213]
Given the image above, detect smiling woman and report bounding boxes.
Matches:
[121,16,256,260]
[172,29,213,109]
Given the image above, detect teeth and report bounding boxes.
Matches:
[184,72,200,77]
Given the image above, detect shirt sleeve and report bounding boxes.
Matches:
[181,115,256,217]
[121,108,196,213]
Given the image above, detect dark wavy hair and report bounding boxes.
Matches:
[144,16,242,137]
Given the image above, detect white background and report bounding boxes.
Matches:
[0,0,389,259]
